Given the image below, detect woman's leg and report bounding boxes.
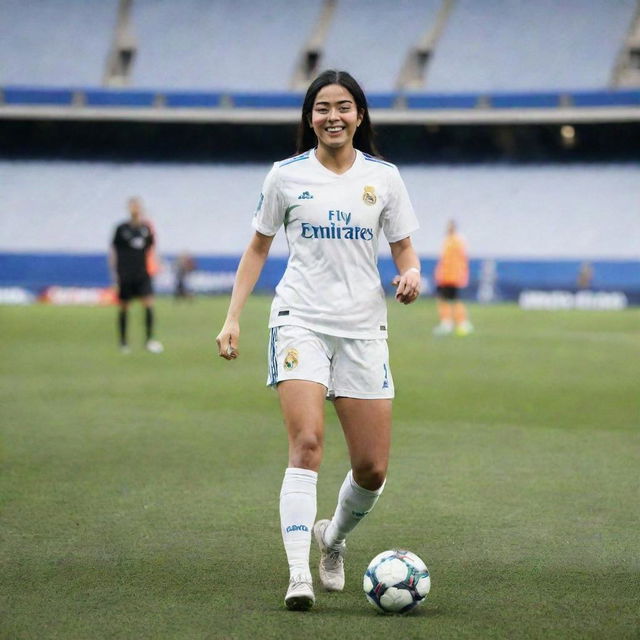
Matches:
[314,398,392,591]
[329,397,391,536]
[279,380,326,471]
[277,380,327,609]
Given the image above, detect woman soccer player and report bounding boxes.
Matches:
[216,70,421,611]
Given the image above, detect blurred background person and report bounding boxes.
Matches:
[109,197,164,353]
[174,252,197,301]
[433,220,473,337]
[577,261,594,290]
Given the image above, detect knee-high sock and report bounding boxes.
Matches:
[324,470,385,549]
[118,309,128,345]
[145,307,154,340]
[279,467,317,579]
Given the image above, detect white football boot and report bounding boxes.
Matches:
[313,519,345,592]
[284,574,315,611]
[432,321,454,336]
[145,339,164,353]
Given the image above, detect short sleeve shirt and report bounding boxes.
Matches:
[252,148,419,339]
[112,222,154,280]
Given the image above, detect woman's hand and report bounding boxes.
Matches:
[392,267,421,305]
[216,320,240,360]
[214,231,275,361]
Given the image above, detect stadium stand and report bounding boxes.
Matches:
[1,159,638,260]
[2,160,639,301]
[425,0,637,92]
[0,0,118,86]
[319,0,442,92]
[1,2,639,303]
[130,0,324,90]
[612,4,640,87]
[1,0,638,115]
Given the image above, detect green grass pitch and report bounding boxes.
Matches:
[1,297,638,639]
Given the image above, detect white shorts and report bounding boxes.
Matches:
[267,325,394,399]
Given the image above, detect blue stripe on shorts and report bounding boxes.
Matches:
[267,327,279,386]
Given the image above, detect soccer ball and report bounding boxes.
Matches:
[363,549,431,614]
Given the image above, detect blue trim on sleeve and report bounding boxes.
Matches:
[362,153,394,168]
[279,151,311,167]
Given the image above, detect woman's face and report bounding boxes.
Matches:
[310,84,363,151]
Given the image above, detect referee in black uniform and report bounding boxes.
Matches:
[109,197,163,353]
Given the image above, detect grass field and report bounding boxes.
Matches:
[1,297,639,639]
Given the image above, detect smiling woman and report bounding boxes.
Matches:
[215,69,422,612]
[297,70,379,169]
[309,85,362,162]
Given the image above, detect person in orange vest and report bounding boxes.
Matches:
[433,220,473,336]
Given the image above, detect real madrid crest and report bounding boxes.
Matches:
[362,185,377,206]
[284,348,299,370]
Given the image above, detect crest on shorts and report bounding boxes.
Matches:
[284,348,299,370]
[362,185,377,206]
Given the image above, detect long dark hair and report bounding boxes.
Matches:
[295,70,380,157]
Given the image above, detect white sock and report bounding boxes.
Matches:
[279,467,317,580]
[324,470,385,548]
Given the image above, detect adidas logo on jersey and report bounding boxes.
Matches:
[297,191,314,200]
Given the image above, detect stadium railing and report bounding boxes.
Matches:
[1,86,639,124]
[3,87,639,109]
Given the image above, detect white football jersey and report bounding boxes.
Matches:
[252,148,419,339]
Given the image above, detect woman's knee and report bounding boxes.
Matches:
[352,462,387,491]
[288,428,323,468]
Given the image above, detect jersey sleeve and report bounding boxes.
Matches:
[251,164,285,236]
[380,167,419,243]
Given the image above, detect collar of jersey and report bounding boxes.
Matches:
[310,147,362,178]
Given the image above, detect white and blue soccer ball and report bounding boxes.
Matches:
[363,549,431,614]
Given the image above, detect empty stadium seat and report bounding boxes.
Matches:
[0,0,118,86]
[130,0,323,90]
[1,160,638,260]
[320,0,442,92]
[426,0,637,91]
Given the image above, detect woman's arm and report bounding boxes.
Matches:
[216,231,275,359]
[389,236,421,305]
